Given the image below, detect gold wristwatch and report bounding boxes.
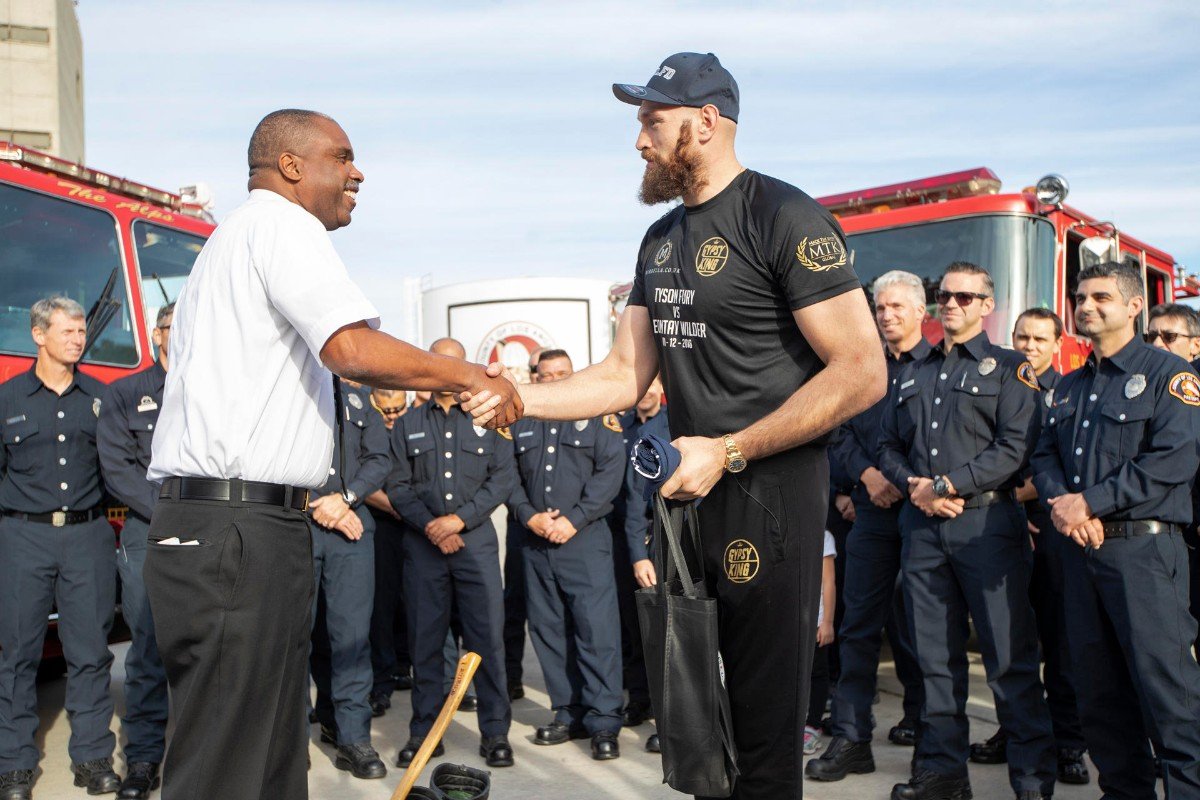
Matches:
[722,434,747,473]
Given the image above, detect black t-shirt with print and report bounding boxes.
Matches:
[627,169,861,441]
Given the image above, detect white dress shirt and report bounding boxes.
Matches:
[148,189,379,487]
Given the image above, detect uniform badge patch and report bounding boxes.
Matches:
[92,398,101,417]
[347,393,363,410]
[574,419,589,432]
[473,425,487,437]
[695,236,729,277]
[5,414,25,425]
[978,357,997,376]
[724,539,760,584]
[795,235,847,272]
[1169,372,1200,406]
[603,414,623,432]
[407,431,426,440]
[497,426,513,440]
[1016,362,1039,389]
[137,395,158,413]
[1125,374,1147,399]
[1044,389,1054,408]
[653,240,672,267]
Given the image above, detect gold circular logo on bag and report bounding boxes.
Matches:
[695,236,729,277]
[724,539,759,584]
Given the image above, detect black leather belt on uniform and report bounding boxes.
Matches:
[1101,520,1177,538]
[159,477,309,512]
[3,506,104,527]
[961,490,1015,509]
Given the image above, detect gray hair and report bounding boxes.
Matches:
[31,295,85,330]
[156,302,175,328]
[872,270,926,311]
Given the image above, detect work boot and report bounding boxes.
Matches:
[396,736,444,767]
[804,736,875,781]
[1057,746,1089,784]
[0,770,34,800]
[431,763,490,800]
[889,720,918,746]
[479,735,514,767]
[72,758,120,795]
[116,762,160,799]
[335,743,387,779]
[591,732,620,760]
[891,770,972,800]
[969,727,1007,764]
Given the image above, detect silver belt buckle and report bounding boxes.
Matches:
[51,510,66,527]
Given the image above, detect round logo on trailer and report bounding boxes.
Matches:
[724,539,760,584]
[475,321,556,383]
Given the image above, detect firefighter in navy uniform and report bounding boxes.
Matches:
[878,263,1056,800]
[509,349,626,760]
[1031,261,1200,799]
[0,297,120,800]
[306,377,391,779]
[387,339,518,770]
[96,304,175,799]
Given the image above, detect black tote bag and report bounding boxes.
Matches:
[635,495,738,797]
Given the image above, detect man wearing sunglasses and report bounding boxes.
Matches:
[879,262,1055,800]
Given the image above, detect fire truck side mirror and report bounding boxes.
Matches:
[1080,235,1120,269]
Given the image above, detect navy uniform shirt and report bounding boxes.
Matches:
[879,331,1040,498]
[0,366,106,514]
[1031,337,1200,525]
[319,382,392,505]
[508,415,624,533]
[97,361,166,520]
[618,408,670,564]
[386,400,516,532]
[833,338,933,508]
[1023,367,1061,531]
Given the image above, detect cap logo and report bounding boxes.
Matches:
[621,84,647,96]
[654,65,676,80]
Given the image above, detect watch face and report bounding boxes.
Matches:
[728,457,748,473]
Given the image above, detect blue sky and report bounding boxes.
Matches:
[78,1,1199,324]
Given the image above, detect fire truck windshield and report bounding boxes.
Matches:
[848,214,1056,344]
[0,182,140,366]
[132,220,205,338]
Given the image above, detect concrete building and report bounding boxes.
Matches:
[0,0,84,162]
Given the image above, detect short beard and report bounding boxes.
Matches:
[638,121,707,205]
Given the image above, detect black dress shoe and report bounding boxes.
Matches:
[969,727,1007,764]
[621,701,651,727]
[1057,746,1089,785]
[889,722,917,747]
[72,758,121,795]
[534,721,588,746]
[891,770,972,800]
[394,672,414,691]
[319,722,339,745]
[336,743,387,779]
[645,734,661,753]
[369,691,391,717]
[117,762,160,799]
[0,770,34,800]
[805,736,875,781]
[459,694,479,712]
[591,732,620,760]
[396,736,444,768]
[507,683,524,701]
[480,735,514,767]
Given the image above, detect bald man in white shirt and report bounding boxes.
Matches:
[143,109,521,800]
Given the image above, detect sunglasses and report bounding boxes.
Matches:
[1145,330,1194,345]
[378,405,406,415]
[935,290,990,307]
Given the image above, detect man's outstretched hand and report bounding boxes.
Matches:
[460,363,524,428]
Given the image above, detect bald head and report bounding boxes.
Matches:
[430,337,466,359]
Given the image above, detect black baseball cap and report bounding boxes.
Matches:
[612,52,740,123]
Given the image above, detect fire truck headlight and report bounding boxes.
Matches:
[1036,174,1069,207]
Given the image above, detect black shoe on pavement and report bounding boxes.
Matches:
[1057,746,1089,785]
[891,770,972,800]
[534,721,588,746]
[72,758,121,795]
[116,762,160,799]
[804,736,875,781]
[889,722,917,747]
[591,732,620,760]
[645,734,661,753]
[319,722,339,745]
[622,701,651,727]
[507,683,524,701]
[480,735,515,767]
[394,672,414,691]
[0,770,34,800]
[459,694,479,712]
[395,736,444,768]
[969,727,1007,764]
[336,743,387,779]
[369,691,391,717]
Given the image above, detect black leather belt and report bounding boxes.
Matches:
[961,490,1014,509]
[1101,520,1177,538]
[159,477,309,512]
[3,507,104,527]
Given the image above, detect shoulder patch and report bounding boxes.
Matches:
[497,426,513,440]
[603,414,622,432]
[1016,362,1039,390]
[795,235,846,272]
[1169,372,1200,406]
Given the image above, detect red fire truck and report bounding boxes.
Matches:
[0,143,215,661]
